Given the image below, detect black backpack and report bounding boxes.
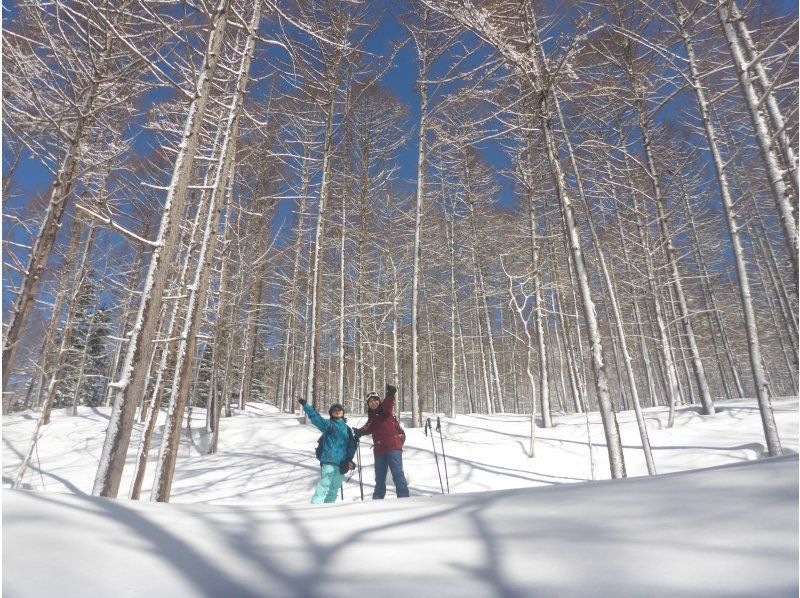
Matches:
[315,422,354,460]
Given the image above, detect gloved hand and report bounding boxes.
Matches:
[339,460,355,475]
[386,383,397,398]
[297,398,307,406]
[353,428,364,440]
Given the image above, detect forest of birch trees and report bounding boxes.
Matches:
[3,0,797,495]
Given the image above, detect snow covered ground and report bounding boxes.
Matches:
[3,398,798,596]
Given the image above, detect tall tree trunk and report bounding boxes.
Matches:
[421,263,440,413]
[551,270,582,414]
[503,263,539,457]
[747,189,799,351]
[410,20,430,428]
[93,0,231,498]
[3,39,113,387]
[129,178,214,498]
[306,90,337,408]
[30,218,84,412]
[752,237,799,396]
[42,225,96,425]
[617,127,683,419]
[553,91,654,471]
[631,188,683,427]
[153,0,264,500]
[523,158,551,426]
[280,148,312,411]
[446,217,459,418]
[608,174,661,409]
[105,247,146,409]
[677,179,745,398]
[522,3,625,476]
[627,70,715,416]
[15,223,95,488]
[463,157,505,413]
[676,0,781,453]
[338,194,347,403]
[209,226,234,430]
[455,288,474,414]
[717,1,798,284]
[473,281,493,414]
[539,93,626,478]
[726,0,798,190]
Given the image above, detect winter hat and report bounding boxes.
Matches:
[365,391,381,405]
[328,403,345,416]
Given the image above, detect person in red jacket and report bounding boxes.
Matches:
[353,383,410,499]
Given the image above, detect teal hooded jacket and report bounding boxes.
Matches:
[303,403,357,466]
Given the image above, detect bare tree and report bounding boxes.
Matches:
[93,0,233,498]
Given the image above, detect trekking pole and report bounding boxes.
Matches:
[436,417,450,494]
[356,439,364,501]
[426,418,444,494]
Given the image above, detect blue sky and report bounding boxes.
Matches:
[3,0,797,313]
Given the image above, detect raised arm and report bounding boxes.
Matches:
[382,383,397,414]
[300,400,328,432]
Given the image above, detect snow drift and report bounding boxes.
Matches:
[3,455,797,597]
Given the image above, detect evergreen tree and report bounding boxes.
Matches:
[193,342,214,409]
[54,274,110,409]
[83,305,112,407]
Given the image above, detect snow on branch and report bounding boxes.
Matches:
[74,204,161,249]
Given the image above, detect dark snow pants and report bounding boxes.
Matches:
[373,449,409,499]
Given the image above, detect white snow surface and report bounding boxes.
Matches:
[3,398,799,597]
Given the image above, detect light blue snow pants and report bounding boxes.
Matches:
[311,463,343,504]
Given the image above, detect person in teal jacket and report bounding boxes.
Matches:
[298,398,357,504]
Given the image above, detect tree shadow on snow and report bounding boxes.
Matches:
[7,456,798,597]
[18,491,263,598]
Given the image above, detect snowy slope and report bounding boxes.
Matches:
[4,398,798,504]
[3,455,797,597]
[3,398,798,596]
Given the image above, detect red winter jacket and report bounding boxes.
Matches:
[357,393,404,457]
